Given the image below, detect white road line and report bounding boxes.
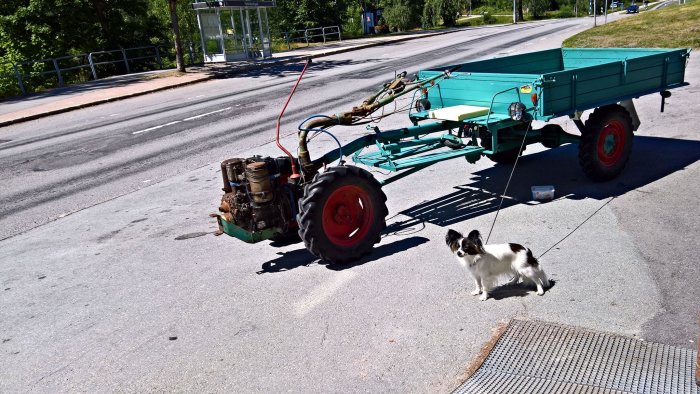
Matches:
[183,107,231,121]
[132,120,181,135]
[131,107,230,135]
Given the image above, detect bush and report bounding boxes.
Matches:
[482,11,497,24]
[551,5,574,17]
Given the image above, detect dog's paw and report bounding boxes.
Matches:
[471,289,481,296]
[479,293,488,301]
[537,289,545,296]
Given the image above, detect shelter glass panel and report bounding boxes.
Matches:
[200,9,224,61]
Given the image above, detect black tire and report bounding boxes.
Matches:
[297,165,388,264]
[486,146,526,164]
[539,124,564,149]
[578,105,634,182]
[480,128,526,164]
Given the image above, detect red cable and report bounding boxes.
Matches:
[276,59,311,179]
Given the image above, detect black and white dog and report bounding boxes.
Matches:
[446,229,550,301]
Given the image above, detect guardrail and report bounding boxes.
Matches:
[284,25,342,49]
[0,45,176,98]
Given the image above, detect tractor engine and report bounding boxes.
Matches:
[216,156,299,242]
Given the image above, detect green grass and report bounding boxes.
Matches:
[563,0,700,48]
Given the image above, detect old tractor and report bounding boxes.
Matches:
[214,48,690,264]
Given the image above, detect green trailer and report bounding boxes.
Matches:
[215,47,691,263]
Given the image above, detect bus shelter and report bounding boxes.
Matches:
[192,1,274,63]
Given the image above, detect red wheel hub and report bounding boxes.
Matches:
[322,185,374,247]
[597,120,626,166]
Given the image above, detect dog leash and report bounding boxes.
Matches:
[536,195,616,259]
[485,121,533,244]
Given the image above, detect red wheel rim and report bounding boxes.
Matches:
[322,185,374,247]
[597,120,626,166]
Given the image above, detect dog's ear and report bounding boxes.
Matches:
[467,230,486,254]
[445,229,462,253]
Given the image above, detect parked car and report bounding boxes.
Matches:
[611,1,623,8]
[627,3,639,12]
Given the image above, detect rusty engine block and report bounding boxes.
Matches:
[217,156,299,239]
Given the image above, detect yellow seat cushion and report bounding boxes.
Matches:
[428,105,490,121]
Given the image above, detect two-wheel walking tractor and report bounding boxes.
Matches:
[214,48,690,264]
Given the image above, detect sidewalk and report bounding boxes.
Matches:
[0,28,463,128]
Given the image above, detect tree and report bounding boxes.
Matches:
[422,0,462,28]
[0,0,171,96]
[380,0,423,31]
[269,0,347,34]
[0,0,168,62]
[168,0,185,72]
[518,0,525,21]
[528,0,550,17]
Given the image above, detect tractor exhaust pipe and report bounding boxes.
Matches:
[276,57,312,181]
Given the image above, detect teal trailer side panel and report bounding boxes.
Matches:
[542,48,690,116]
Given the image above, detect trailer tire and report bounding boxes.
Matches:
[297,165,388,264]
[578,105,634,182]
[480,128,526,164]
[487,146,526,164]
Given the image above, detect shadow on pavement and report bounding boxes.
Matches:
[255,135,697,274]
[257,235,429,274]
[0,73,164,104]
[394,136,700,229]
[207,58,383,79]
[488,279,557,300]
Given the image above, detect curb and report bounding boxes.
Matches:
[0,26,475,127]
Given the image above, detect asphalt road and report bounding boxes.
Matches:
[1,16,698,393]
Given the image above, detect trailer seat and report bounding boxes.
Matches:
[428,105,490,122]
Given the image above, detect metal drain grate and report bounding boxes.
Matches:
[454,319,699,394]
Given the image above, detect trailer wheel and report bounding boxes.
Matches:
[487,146,526,164]
[578,105,634,182]
[297,165,388,264]
[480,128,526,164]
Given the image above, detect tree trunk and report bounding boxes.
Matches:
[91,0,115,47]
[518,0,525,21]
[168,0,186,72]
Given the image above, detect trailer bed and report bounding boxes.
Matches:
[413,48,690,124]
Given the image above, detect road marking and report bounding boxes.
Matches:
[132,120,181,135]
[183,107,231,121]
[131,107,231,135]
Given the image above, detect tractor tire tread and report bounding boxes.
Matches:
[296,165,388,264]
